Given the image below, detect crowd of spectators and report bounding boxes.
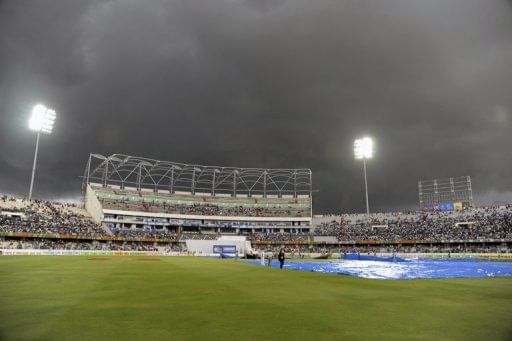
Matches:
[2,195,511,250]
[0,199,107,238]
[314,222,341,236]
[179,233,218,240]
[0,239,160,251]
[110,227,177,240]
[163,243,187,252]
[100,199,307,218]
[315,207,512,242]
[247,232,310,242]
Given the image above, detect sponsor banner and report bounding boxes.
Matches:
[0,249,149,256]
[439,202,454,212]
[0,232,175,243]
[213,245,237,254]
[251,240,309,245]
[0,249,194,256]
[424,203,455,212]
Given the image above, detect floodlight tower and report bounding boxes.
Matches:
[354,137,373,216]
[28,104,56,200]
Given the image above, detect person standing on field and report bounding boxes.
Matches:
[278,249,285,269]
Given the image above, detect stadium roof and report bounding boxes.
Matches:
[84,153,312,197]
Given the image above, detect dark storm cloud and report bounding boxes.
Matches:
[1,0,511,212]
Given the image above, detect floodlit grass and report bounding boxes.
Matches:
[0,256,511,340]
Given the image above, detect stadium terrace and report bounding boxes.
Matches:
[1,173,511,256]
[83,153,313,236]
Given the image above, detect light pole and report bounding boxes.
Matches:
[28,104,56,200]
[354,137,373,216]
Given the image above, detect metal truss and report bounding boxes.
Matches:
[418,176,473,207]
[83,153,312,197]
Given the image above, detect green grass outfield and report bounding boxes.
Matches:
[1,256,511,340]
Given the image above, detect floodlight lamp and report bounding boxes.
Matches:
[354,137,373,159]
[29,104,56,134]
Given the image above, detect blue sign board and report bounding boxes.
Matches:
[425,203,454,212]
[213,245,237,254]
[439,202,454,212]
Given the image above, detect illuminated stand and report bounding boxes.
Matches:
[28,104,56,200]
[354,137,373,216]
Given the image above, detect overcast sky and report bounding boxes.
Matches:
[0,0,511,213]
